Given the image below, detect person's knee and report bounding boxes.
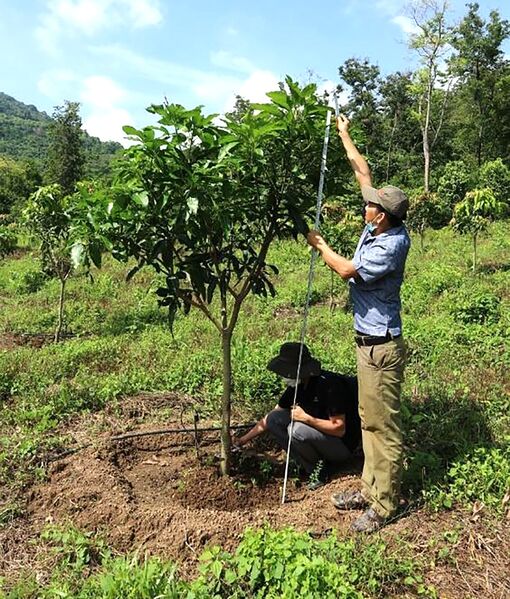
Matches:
[290,422,313,444]
[266,409,288,432]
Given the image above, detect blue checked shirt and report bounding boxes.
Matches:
[349,224,410,336]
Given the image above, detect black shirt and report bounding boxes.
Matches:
[278,371,361,452]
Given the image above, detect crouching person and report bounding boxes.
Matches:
[233,342,361,489]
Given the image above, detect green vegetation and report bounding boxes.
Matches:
[0,92,121,184]
[1,526,435,598]
[0,221,508,517]
[0,3,509,594]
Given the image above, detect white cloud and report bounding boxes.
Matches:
[35,0,162,53]
[83,107,133,144]
[126,0,162,27]
[91,45,280,111]
[392,15,420,37]
[223,70,280,111]
[375,0,402,15]
[37,69,78,100]
[210,51,255,74]
[38,69,134,145]
[81,75,127,108]
[79,75,134,144]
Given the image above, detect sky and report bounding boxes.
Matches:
[1,0,508,147]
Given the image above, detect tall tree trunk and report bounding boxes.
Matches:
[472,233,478,273]
[477,121,483,168]
[55,276,66,343]
[329,269,335,311]
[423,92,432,192]
[386,112,398,182]
[220,328,232,475]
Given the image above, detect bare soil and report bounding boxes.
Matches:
[1,393,509,598]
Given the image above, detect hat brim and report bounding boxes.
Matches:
[267,356,321,379]
[361,185,383,208]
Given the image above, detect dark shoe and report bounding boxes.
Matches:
[350,507,386,533]
[331,490,368,510]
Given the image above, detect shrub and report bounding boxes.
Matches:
[0,224,16,258]
[478,158,510,211]
[451,290,500,325]
[437,160,474,210]
[425,445,510,512]
[406,190,450,250]
[9,268,48,294]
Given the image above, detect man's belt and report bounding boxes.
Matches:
[355,331,401,347]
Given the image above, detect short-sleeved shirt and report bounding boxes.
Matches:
[349,224,410,336]
[278,371,361,451]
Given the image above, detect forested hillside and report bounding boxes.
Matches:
[0,92,122,179]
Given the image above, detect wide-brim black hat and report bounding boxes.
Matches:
[267,342,321,378]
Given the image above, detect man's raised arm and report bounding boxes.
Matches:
[336,114,372,189]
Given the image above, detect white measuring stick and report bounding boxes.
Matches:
[281,100,335,504]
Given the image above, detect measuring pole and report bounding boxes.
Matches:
[281,94,338,504]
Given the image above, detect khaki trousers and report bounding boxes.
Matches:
[356,336,406,518]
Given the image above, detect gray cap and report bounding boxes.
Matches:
[361,185,409,219]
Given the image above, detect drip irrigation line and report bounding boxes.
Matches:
[110,423,255,442]
[281,93,339,505]
[44,424,256,462]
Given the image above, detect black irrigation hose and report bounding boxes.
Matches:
[110,423,256,442]
[45,423,256,462]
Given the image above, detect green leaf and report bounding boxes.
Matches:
[122,125,142,137]
[266,91,289,109]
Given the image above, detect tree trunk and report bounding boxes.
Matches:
[329,269,335,312]
[386,112,398,182]
[55,276,66,343]
[423,63,434,193]
[472,233,477,273]
[420,228,425,253]
[219,328,232,475]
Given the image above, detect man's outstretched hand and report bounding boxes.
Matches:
[307,229,326,251]
[336,114,350,135]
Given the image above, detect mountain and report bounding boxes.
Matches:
[0,92,123,179]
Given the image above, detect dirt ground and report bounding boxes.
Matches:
[1,392,509,598]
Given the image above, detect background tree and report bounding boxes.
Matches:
[0,221,17,259]
[451,188,503,272]
[338,58,382,173]
[22,183,97,342]
[408,0,452,191]
[478,158,510,214]
[436,160,474,217]
[406,190,449,250]
[379,71,421,186]
[47,101,85,196]
[0,156,41,215]
[89,80,342,474]
[449,3,510,166]
[320,204,363,308]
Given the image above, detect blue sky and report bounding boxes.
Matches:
[1,0,508,146]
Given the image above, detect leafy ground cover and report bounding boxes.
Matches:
[0,222,509,597]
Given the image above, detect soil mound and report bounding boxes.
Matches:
[26,427,362,570]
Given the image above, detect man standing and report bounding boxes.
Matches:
[233,342,360,490]
[307,114,410,532]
